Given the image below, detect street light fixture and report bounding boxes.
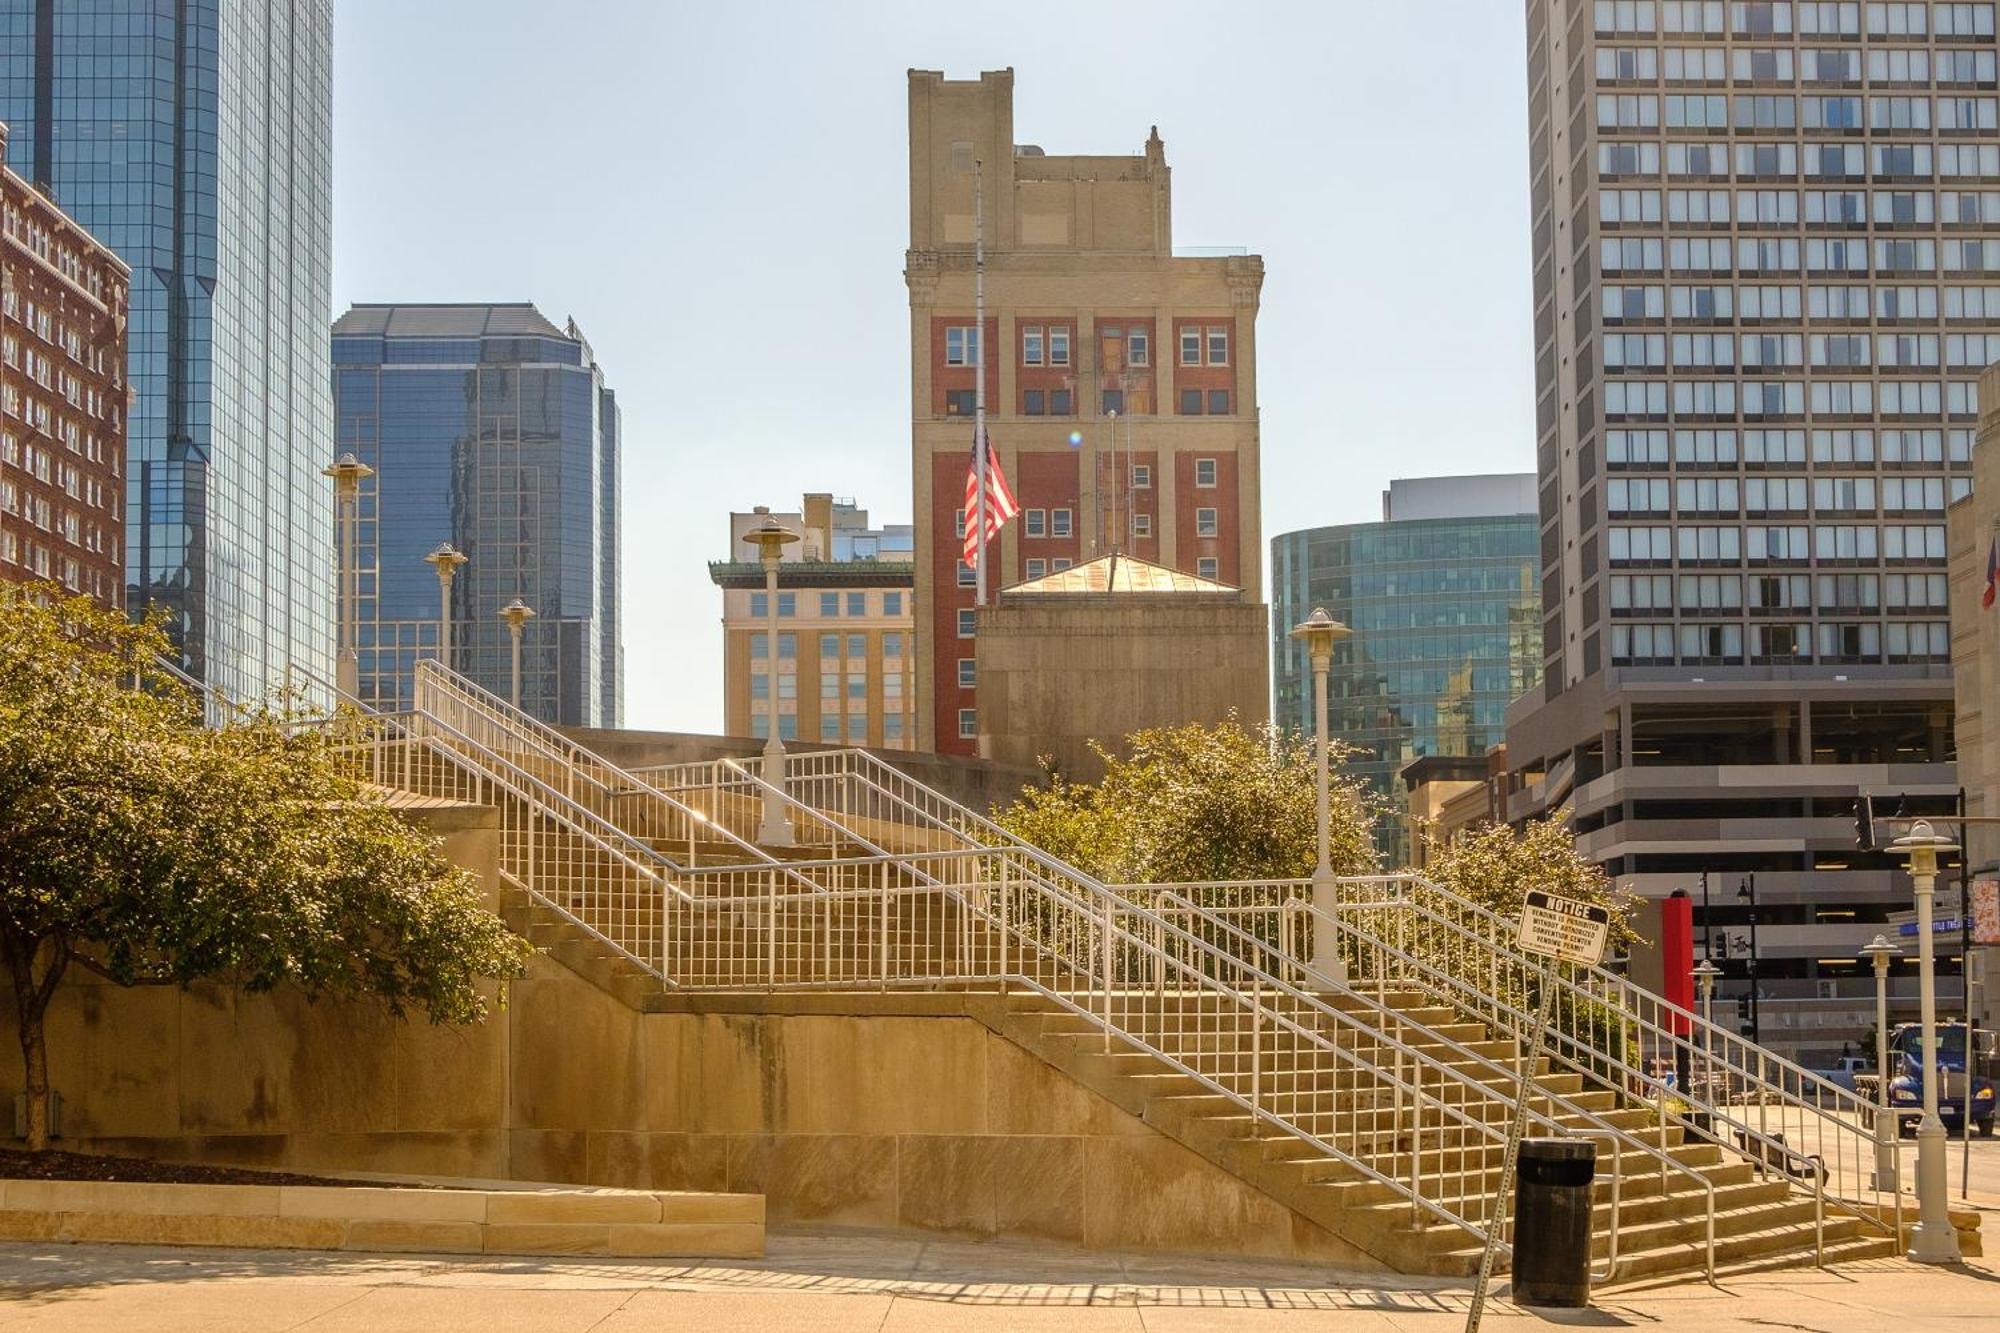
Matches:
[1289,606,1354,985]
[1736,873,1760,1044]
[321,453,373,697]
[744,520,801,847]
[1888,819,1963,1264]
[498,598,536,710]
[424,542,469,672]
[1859,933,1904,1192]
[1693,958,1723,1108]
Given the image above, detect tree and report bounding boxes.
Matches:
[1419,811,1639,951]
[0,586,531,1150]
[996,715,1381,884]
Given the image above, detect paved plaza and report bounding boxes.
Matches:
[0,1213,1995,1332]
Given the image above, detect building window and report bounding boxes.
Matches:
[1024,508,1047,538]
[1208,389,1231,415]
[1196,557,1220,580]
[1207,328,1229,365]
[847,713,867,741]
[958,658,977,688]
[945,389,975,416]
[1196,458,1218,487]
[820,633,840,659]
[778,593,796,617]
[1180,327,1201,365]
[847,592,866,616]
[1050,327,1071,366]
[957,561,976,587]
[1132,513,1152,538]
[955,508,968,538]
[884,714,904,742]
[821,715,842,742]
[750,674,769,700]
[883,592,903,616]
[1053,558,1073,571]
[1051,388,1073,415]
[1179,388,1203,415]
[957,609,976,637]
[944,326,980,366]
[958,708,978,739]
[1196,508,1219,537]
[780,716,797,742]
[1128,328,1150,366]
[1024,389,1046,415]
[751,714,769,739]
[1023,326,1044,366]
[1051,508,1074,537]
[1102,389,1125,415]
[750,592,767,617]
[820,592,840,616]
[1132,463,1152,489]
[1025,558,1047,578]
[751,632,769,660]
[847,633,866,658]
[847,670,865,700]
[883,630,904,657]
[778,633,797,659]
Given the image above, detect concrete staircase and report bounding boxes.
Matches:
[495,880,1895,1284]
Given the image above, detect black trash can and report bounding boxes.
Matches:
[1511,1137,1596,1307]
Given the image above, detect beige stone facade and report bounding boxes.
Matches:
[907,69,1265,755]
[1949,360,2000,1030]
[712,495,916,749]
[971,553,1269,781]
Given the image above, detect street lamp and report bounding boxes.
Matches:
[744,520,801,847]
[1889,819,1962,1264]
[1860,933,1904,1193]
[498,598,536,710]
[321,453,373,697]
[424,542,469,672]
[1289,607,1354,985]
[1693,958,1722,1115]
[1737,873,1760,1044]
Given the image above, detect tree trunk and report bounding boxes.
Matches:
[3,930,68,1153]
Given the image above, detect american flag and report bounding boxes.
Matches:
[962,431,1020,568]
[1984,537,1998,611]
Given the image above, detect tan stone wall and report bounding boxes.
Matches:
[0,807,1367,1264]
[974,596,1271,781]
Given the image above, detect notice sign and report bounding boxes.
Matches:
[1518,890,1612,967]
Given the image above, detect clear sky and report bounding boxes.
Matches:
[330,0,1535,732]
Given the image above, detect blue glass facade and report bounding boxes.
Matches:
[331,304,622,728]
[0,0,335,696]
[1272,517,1541,864]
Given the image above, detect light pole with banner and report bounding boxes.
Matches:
[1888,819,1962,1264]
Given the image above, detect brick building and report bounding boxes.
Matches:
[906,69,1265,754]
[0,123,127,607]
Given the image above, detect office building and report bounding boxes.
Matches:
[1511,0,1985,1057]
[1,121,127,606]
[0,0,335,695]
[330,303,622,728]
[710,494,915,749]
[906,69,1265,754]
[1272,475,1540,865]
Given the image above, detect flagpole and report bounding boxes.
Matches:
[974,158,989,609]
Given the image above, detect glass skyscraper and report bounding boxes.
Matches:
[0,0,335,696]
[331,303,622,729]
[1272,477,1541,865]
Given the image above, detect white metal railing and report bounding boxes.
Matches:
[1136,875,1890,1244]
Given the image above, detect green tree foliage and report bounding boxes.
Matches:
[0,586,530,1150]
[996,716,1381,884]
[1420,811,1639,951]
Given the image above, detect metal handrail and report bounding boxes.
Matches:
[1154,889,1715,1282]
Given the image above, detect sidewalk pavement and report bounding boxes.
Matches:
[0,1219,1996,1331]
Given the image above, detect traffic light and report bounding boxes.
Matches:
[1854,796,1876,852]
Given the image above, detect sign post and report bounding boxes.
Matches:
[1464,891,1612,1333]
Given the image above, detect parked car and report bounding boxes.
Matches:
[1883,1023,1996,1138]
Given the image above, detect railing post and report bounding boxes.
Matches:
[1102,894,1115,1053]
[998,856,1010,991]
[879,861,891,989]
[1251,976,1262,1116]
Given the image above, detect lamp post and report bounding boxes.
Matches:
[321,453,373,697]
[1693,958,1722,1113]
[744,520,801,847]
[424,542,469,672]
[1737,873,1760,1044]
[1860,933,1904,1192]
[1889,819,1963,1263]
[498,598,536,710]
[1289,607,1354,985]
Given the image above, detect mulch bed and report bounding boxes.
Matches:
[0,1148,419,1189]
